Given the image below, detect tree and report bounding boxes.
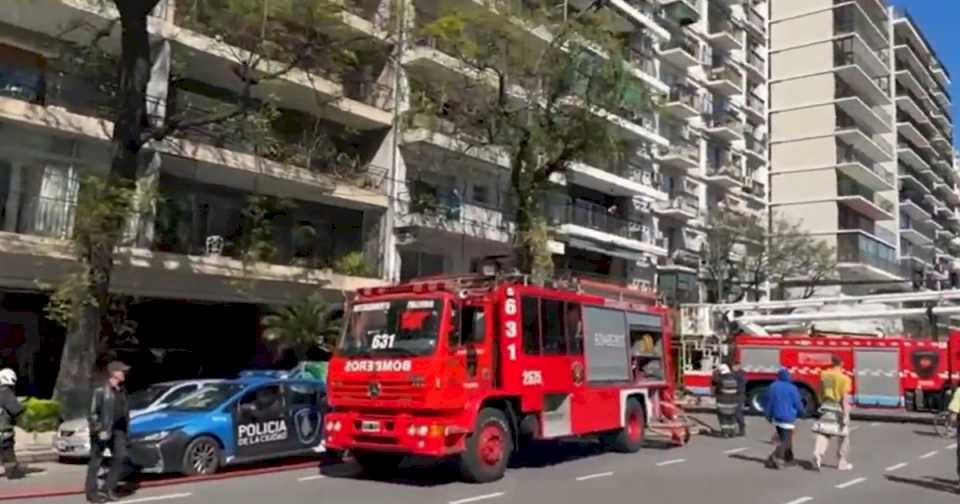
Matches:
[407,3,654,282]
[261,295,343,360]
[49,0,368,417]
[701,208,836,303]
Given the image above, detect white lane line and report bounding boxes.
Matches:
[656,458,686,466]
[849,425,860,432]
[835,477,867,489]
[724,447,749,455]
[297,475,326,481]
[947,443,957,450]
[885,463,908,472]
[783,497,814,504]
[575,471,614,481]
[919,450,939,459]
[116,494,193,504]
[449,492,506,504]
[870,422,880,427]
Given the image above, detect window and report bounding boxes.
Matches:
[540,299,567,355]
[521,296,541,355]
[288,384,321,409]
[162,385,199,406]
[471,183,490,205]
[237,385,284,421]
[457,305,485,346]
[564,303,583,355]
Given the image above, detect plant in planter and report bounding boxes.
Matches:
[17,398,61,440]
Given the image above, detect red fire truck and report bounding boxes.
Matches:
[324,274,688,483]
[679,290,960,416]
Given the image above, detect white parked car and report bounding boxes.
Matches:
[54,380,220,460]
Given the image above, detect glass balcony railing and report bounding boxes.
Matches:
[839,178,895,214]
[837,141,893,185]
[837,230,899,275]
[546,200,664,247]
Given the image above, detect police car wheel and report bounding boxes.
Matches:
[182,436,221,476]
[459,408,512,483]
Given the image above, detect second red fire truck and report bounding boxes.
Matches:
[324,274,688,483]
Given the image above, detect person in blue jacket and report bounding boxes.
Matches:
[764,367,805,469]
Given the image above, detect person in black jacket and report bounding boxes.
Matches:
[86,361,131,503]
[732,362,747,437]
[713,364,739,438]
[0,368,25,479]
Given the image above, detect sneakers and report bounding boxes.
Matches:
[812,457,822,472]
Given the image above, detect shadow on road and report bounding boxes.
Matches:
[911,430,945,438]
[885,475,959,494]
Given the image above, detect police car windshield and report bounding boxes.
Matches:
[168,383,244,411]
[130,384,173,410]
[338,298,443,357]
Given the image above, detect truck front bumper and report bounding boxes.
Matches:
[324,412,468,457]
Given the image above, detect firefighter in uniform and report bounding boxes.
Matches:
[0,368,25,479]
[713,364,740,438]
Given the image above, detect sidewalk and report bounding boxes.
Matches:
[13,427,58,463]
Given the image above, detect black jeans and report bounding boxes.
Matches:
[86,430,129,497]
[772,426,795,462]
[735,405,746,435]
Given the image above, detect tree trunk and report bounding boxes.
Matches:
[52,6,152,417]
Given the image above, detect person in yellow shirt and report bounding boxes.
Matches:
[947,387,960,484]
[813,354,853,471]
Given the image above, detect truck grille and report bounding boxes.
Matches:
[332,379,420,402]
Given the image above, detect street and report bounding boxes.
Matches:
[11,415,960,504]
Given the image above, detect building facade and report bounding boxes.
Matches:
[768,0,957,297]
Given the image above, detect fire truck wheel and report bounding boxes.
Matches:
[459,408,513,483]
[608,398,645,453]
[798,387,818,418]
[746,385,769,415]
[353,451,404,478]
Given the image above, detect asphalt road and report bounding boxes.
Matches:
[26,416,960,504]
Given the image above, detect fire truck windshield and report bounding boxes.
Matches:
[338,298,444,357]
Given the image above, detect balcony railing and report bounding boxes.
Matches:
[839,177,895,214]
[746,92,764,113]
[661,32,700,60]
[838,140,893,184]
[667,84,703,109]
[834,36,888,76]
[901,213,936,240]
[837,231,900,275]
[746,8,765,35]
[707,60,743,85]
[658,137,700,162]
[706,110,744,134]
[547,200,664,247]
[745,136,767,156]
[660,194,700,217]
[0,192,78,241]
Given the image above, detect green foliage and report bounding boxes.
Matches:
[16,398,61,433]
[331,251,375,277]
[261,295,342,357]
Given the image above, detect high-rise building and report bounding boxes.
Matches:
[768,0,956,296]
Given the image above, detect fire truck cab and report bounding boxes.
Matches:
[325,274,679,483]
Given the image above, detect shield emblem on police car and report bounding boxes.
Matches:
[294,408,321,445]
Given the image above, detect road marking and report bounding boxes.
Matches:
[835,477,867,489]
[449,492,505,504]
[870,422,880,427]
[885,463,908,472]
[849,426,860,432]
[724,447,749,454]
[656,458,686,466]
[947,443,957,450]
[919,450,939,459]
[116,494,193,504]
[575,471,614,481]
[783,497,814,504]
[297,475,326,481]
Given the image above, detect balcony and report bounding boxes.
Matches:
[835,110,892,163]
[744,7,766,37]
[836,141,894,191]
[901,246,935,270]
[900,194,933,222]
[836,230,901,279]
[900,214,935,246]
[547,200,667,256]
[705,14,743,51]
[704,110,744,141]
[654,194,699,221]
[744,136,766,162]
[704,163,743,189]
[658,31,701,68]
[898,164,932,195]
[835,39,891,106]
[834,2,889,52]
[744,92,764,120]
[661,84,704,118]
[895,84,928,125]
[896,116,932,152]
[741,180,767,202]
[838,177,895,221]
[619,0,673,40]
[656,137,701,173]
[567,161,667,200]
[706,60,744,96]
[743,49,765,79]
[897,140,933,174]
[399,181,513,244]
[659,0,701,26]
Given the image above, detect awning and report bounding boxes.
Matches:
[566,237,645,262]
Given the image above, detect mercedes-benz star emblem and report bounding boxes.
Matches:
[368,381,381,398]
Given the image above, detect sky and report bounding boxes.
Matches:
[890,0,959,147]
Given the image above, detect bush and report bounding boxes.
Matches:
[16,398,61,433]
[331,252,376,278]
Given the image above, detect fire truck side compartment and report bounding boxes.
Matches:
[853,349,902,407]
[582,306,631,383]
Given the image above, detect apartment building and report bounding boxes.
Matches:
[0,0,394,389]
[394,0,770,307]
[768,0,957,298]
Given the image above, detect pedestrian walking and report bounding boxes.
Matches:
[763,368,804,470]
[713,364,739,438]
[811,354,853,471]
[946,386,960,487]
[86,361,132,503]
[0,368,25,480]
[732,362,747,437]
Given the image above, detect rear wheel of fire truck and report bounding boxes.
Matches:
[459,408,513,483]
[352,450,404,479]
[606,398,645,453]
[747,385,769,415]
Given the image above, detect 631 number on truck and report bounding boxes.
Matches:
[324,274,688,482]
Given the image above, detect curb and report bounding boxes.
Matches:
[685,406,935,425]
[16,450,59,464]
[0,460,321,501]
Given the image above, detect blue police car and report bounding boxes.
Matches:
[129,374,326,475]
